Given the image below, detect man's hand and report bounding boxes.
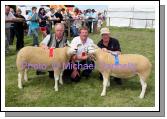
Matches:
[39,19,42,23]
[16,18,25,22]
[102,48,107,52]
[77,55,88,60]
[5,18,24,23]
[71,70,80,79]
[115,51,121,55]
[71,54,88,61]
[56,18,60,21]
[40,44,48,50]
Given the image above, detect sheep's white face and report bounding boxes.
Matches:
[87,47,95,54]
[67,47,77,56]
[86,44,97,55]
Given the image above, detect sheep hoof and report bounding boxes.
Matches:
[55,88,58,92]
[139,95,144,99]
[24,78,28,82]
[59,80,63,85]
[18,85,23,89]
[101,93,106,96]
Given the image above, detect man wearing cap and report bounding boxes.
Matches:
[97,27,122,85]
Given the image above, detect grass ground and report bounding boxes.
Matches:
[5,26,155,107]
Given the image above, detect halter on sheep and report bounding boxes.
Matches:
[86,44,152,98]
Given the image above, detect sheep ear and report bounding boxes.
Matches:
[91,44,98,49]
[66,41,71,47]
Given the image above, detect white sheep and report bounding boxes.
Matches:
[16,46,76,91]
[87,45,152,98]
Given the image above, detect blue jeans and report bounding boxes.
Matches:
[71,26,78,37]
[28,28,39,46]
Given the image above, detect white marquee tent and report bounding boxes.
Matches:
[106,5,155,28]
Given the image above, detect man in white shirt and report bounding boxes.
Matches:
[65,26,95,82]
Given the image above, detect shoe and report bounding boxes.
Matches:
[71,75,80,82]
[114,78,122,85]
[63,77,72,83]
[82,70,90,78]
[36,71,46,75]
[63,75,72,83]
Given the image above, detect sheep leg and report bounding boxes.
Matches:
[24,69,28,82]
[18,72,23,89]
[107,79,110,87]
[139,78,147,99]
[59,71,63,85]
[54,71,59,91]
[101,73,109,96]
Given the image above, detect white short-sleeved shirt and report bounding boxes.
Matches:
[40,34,51,45]
[46,11,56,20]
[5,12,16,29]
[70,36,94,58]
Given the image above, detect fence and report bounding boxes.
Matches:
[106,17,155,28]
[106,8,155,28]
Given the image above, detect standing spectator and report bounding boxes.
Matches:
[24,10,30,35]
[71,8,81,37]
[24,10,30,22]
[85,9,93,33]
[46,8,56,30]
[9,7,15,45]
[5,5,23,53]
[66,8,72,19]
[61,8,66,19]
[61,8,67,28]
[92,9,98,33]
[54,8,63,25]
[38,8,49,39]
[14,8,27,51]
[80,10,86,27]
[63,8,72,37]
[5,5,15,53]
[97,13,103,32]
[28,7,39,46]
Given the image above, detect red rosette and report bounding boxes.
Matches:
[49,47,54,58]
[82,52,86,56]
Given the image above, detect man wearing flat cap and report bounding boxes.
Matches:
[97,27,122,85]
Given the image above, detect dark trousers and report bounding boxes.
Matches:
[48,60,95,82]
[63,59,95,82]
[86,21,92,33]
[15,29,24,51]
[10,27,15,45]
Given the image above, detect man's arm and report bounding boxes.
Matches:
[113,39,121,55]
[115,39,121,52]
[39,34,51,49]
[6,13,24,23]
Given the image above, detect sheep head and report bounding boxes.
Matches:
[86,44,99,55]
[66,45,78,57]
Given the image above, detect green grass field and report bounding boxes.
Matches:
[5,26,155,107]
